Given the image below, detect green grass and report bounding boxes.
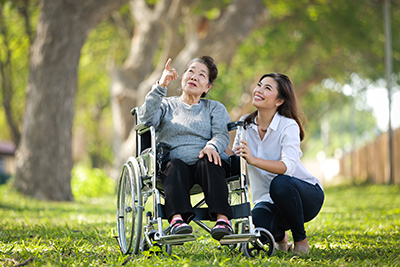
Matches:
[1,182,400,266]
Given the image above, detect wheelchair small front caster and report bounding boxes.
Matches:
[242,228,275,258]
[141,230,172,256]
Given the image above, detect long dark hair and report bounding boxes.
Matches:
[184,56,218,98]
[244,73,306,141]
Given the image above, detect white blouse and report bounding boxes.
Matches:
[233,112,323,204]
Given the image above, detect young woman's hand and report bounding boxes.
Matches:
[159,58,179,87]
[199,146,222,166]
[235,140,256,165]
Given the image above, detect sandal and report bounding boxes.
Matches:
[211,220,233,241]
[170,220,193,235]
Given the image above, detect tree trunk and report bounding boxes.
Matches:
[15,0,127,201]
[110,0,269,177]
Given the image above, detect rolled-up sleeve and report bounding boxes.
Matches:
[280,123,301,176]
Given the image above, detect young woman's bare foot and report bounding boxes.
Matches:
[276,232,293,252]
[293,238,310,255]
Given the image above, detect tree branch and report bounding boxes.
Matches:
[129,0,151,22]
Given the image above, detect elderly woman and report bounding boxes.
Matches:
[138,56,233,241]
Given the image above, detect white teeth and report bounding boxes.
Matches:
[254,95,264,100]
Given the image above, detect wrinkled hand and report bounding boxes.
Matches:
[159,58,179,87]
[199,146,221,166]
[235,140,255,165]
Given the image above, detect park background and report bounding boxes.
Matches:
[1,0,400,266]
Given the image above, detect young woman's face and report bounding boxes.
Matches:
[252,77,283,110]
[181,61,212,98]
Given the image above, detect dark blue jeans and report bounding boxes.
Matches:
[252,175,324,243]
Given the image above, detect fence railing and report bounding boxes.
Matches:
[339,127,400,184]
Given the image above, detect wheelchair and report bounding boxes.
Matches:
[116,107,275,257]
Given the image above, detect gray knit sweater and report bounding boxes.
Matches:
[138,83,230,165]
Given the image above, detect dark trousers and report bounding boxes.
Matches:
[252,175,324,242]
[160,157,233,222]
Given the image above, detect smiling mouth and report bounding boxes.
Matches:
[254,94,264,101]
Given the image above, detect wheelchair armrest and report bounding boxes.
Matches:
[131,107,153,134]
[225,174,240,183]
[135,122,153,135]
[228,121,244,131]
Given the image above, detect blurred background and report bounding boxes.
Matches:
[0,0,399,201]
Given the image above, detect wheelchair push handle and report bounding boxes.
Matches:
[131,107,153,132]
[228,121,244,131]
[131,107,138,116]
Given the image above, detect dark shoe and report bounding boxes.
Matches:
[211,220,233,241]
[170,220,193,235]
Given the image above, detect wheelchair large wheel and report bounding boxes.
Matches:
[242,227,275,258]
[117,157,143,255]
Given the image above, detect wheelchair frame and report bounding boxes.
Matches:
[116,107,275,257]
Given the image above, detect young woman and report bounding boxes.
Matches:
[231,73,324,254]
[139,56,233,241]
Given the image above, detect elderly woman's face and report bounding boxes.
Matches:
[181,62,212,98]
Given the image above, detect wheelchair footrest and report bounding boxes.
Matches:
[219,233,260,245]
[158,233,197,245]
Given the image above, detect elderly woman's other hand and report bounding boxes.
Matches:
[199,146,221,166]
[159,58,179,87]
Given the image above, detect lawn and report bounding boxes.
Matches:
[1,181,400,266]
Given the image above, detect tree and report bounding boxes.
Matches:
[14,0,127,201]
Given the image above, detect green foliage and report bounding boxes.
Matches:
[212,0,399,158]
[195,0,231,18]
[0,1,37,140]
[215,0,400,107]
[71,165,116,200]
[301,80,378,157]
[1,182,400,266]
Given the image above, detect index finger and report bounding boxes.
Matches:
[164,58,172,70]
[240,140,248,146]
